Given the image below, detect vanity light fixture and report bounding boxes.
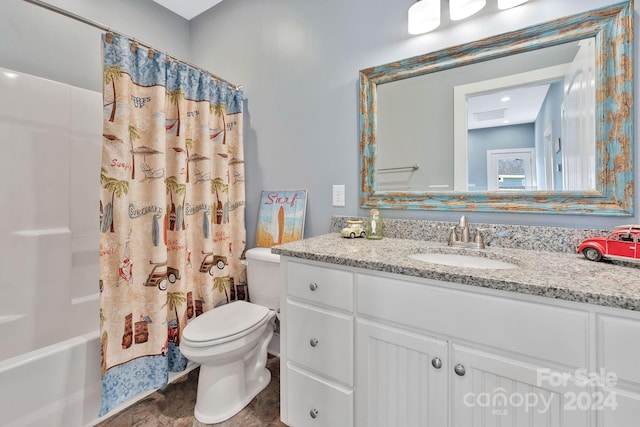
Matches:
[449,0,486,21]
[497,0,528,9]
[408,0,441,35]
[408,0,531,35]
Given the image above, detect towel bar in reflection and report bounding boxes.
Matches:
[378,164,420,173]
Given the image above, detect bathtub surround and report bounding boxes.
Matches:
[331,216,615,254]
[100,34,245,415]
[0,67,103,426]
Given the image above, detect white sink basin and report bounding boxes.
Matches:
[408,252,518,270]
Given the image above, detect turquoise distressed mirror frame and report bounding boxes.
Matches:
[359,1,634,215]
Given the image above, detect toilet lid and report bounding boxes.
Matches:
[182,301,270,342]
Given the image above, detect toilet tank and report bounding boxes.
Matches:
[245,247,281,311]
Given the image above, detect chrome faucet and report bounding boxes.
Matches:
[447,215,485,249]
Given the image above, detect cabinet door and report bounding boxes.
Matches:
[597,387,640,427]
[356,319,447,427]
[596,314,640,425]
[451,344,592,427]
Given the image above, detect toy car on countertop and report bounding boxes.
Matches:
[577,224,639,262]
[341,220,366,238]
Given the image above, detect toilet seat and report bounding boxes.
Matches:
[182,301,271,347]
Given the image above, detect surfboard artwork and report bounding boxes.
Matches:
[256,190,307,247]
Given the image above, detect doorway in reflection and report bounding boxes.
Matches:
[486,148,536,191]
[463,38,595,192]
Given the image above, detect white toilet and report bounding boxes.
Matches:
[180,247,280,424]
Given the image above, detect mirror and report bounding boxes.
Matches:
[377,39,595,193]
[359,1,634,215]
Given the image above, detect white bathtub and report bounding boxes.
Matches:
[0,331,102,427]
[0,325,202,427]
[0,69,200,427]
[0,69,105,427]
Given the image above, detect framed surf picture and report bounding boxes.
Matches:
[256,190,307,247]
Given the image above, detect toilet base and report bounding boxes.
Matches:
[194,366,271,424]
[182,306,276,424]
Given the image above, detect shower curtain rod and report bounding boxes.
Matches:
[22,0,242,90]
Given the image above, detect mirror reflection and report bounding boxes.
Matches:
[377,38,595,193]
[359,1,633,215]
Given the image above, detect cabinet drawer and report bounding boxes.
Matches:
[287,300,353,385]
[357,274,588,367]
[288,364,353,427]
[598,314,640,385]
[287,261,354,311]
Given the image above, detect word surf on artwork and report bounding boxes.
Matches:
[256,190,307,247]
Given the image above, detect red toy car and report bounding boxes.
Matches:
[577,225,639,262]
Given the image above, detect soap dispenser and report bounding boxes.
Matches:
[365,209,384,240]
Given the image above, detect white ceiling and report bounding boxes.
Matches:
[152,0,223,20]
[467,84,551,130]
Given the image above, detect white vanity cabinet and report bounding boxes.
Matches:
[357,272,592,427]
[595,314,640,426]
[280,259,355,426]
[280,257,640,426]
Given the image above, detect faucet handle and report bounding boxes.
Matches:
[448,226,459,245]
[473,229,485,249]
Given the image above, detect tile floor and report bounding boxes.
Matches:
[96,356,286,426]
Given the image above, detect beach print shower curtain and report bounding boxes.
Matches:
[99,33,246,416]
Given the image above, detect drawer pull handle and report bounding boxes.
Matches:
[310,408,319,419]
[431,357,442,369]
[309,282,318,291]
[454,363,466,376]
[309,338,319,347]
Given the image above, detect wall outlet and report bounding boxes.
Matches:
[332,185,345,207]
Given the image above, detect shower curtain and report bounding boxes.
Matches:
[99,33,246,416]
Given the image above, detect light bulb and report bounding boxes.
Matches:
[408,0,441,35]
[498,0,528,9]
[449,0,486,21]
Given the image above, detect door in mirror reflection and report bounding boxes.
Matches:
[561,37,596,191]
[486,148,536,191]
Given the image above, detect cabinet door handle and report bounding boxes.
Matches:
[309,282,318,291]
[454,363,466,376]
[309,338,319,347]
[431,357,442,369]
[310,408,319,418]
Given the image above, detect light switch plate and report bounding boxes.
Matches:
[332,185,345,207]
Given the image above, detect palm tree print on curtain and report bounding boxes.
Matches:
[100,167,128,233]
[99,33,246,417]
[211,177,228,225]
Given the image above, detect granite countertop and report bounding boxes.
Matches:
[271,233,640,312]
